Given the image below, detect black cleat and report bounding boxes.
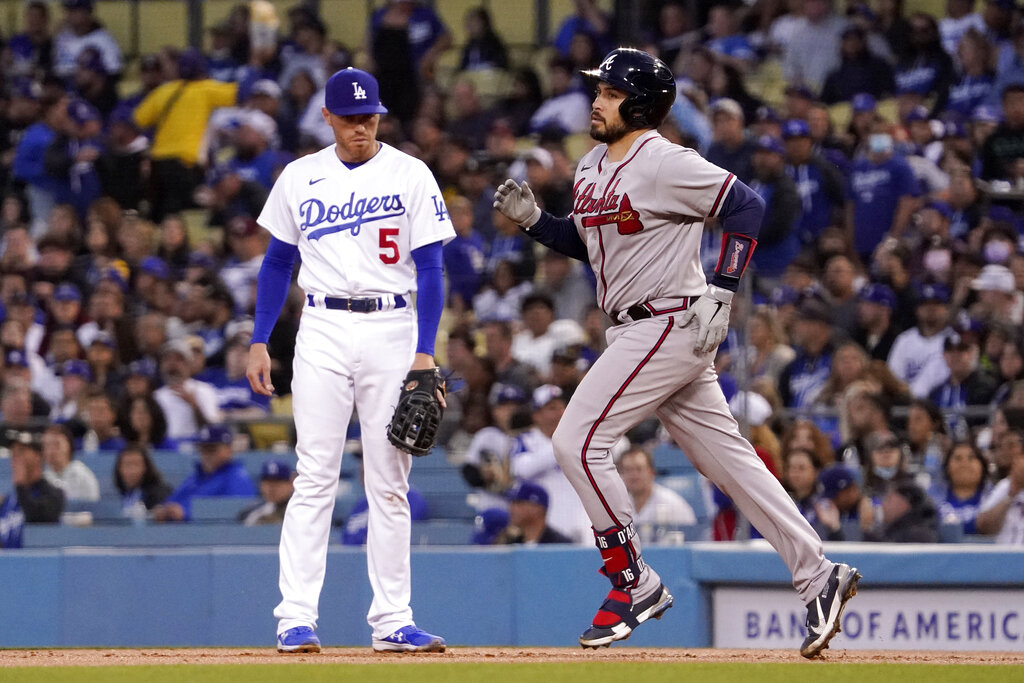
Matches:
[579,584,674,649]
[800,563,862,659]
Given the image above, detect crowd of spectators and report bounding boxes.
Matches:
[0,0,1023,548]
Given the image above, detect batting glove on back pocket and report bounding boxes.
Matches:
[493,179,542,228]
[678,285,733,354]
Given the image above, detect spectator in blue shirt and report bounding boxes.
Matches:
[152,423,256,522]
[443,195,487,313]
[847,130,921,262]
[782,119,846,247]
[748,135,801,281]
[948,29,996,117]
[706,5,756,72]
[206,336,271,418]
[779,297,836,410]
[931,441,992,535]
[8,1,52,81]
[0,491,25,548]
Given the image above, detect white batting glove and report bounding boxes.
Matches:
[678,285,734,354]
[493,179,542,228]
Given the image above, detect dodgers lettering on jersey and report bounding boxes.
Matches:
[257,143,455,297]
[570,130,735,314]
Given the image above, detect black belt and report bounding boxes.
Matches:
[307,294,407,312]
[612,296,699,325]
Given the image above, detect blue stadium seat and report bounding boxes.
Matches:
[64,498,128,523]
[407,466,472,494]
[22,522,283,548]
[409,519,474,545]
[658,473,709,524]
[190,496,261,522]
[651,443,697,476]
[423,493,477,520]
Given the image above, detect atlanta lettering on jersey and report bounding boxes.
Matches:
[299,193,406,241]
[574,179,645,235]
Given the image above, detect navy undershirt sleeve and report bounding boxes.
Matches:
[251,236,299,345]
[411,241,444,356]
[521,211,589,262]
[711,181,765,291]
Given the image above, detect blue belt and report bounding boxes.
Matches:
[307,294,407,312]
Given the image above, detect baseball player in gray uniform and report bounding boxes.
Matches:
[494,48,860,657]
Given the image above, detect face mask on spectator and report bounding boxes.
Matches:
[983,240,1013,264]
[868,134,892,155]
[923,249,951,276]
[872,464,899,480]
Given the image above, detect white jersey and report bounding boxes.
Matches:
[257,143,455,297]
[569,130,736,315]
[978,479,1024,545]
[887,326,953,398]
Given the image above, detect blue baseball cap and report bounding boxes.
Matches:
[858,282,897,309]
[755,134,784,154]
[785,84,813,99]
[755,105,781,123]
[905,105,930,123]
[324,68,388,117]
[67,98,101,126]
[922,199,953,220]
[53,283,82,302]
[59,359,92,381]
[531,384,564,411]
[489,382,527,406]
[851,93,876,113]
[139,256,171,280]
[943,119,967,138]
[782,119,811,139]
[127,358,158,379]
[471,507,510,545]
[260,459,292,480]
[819,464,858,499]
[508,480,549,508]
[769,284,800,307]
[188,251,217,270]
[197,423,234,445]
[90,331,116,348]
[4,349,28,368]
[917,282,950,304]
[971,104,1002,123]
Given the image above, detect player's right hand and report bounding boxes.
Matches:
[493,178,542,228]
[246,343,275,396]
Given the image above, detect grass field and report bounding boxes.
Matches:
[5,662,1024,683]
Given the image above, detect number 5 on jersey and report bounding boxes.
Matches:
[379,228,399,264]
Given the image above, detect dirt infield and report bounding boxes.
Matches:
[2,647,1022,667]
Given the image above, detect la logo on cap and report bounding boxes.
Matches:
[353,82,366,100]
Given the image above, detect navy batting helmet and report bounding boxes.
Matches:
[581,48,676,130]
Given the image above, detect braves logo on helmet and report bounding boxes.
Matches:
[580,48,676,130]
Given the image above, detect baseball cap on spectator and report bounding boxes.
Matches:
[4,349,28,368]
[100,265,129,292]
[489,383,527,406]
[944,326,978,351]
[796,296,832,324]
[325,68,388,117]
[858,282,897,309]
[250,78,283,99]
[754,135,784,154]
[188,251,217,270]
[161,338,193,359]
[755,106,780,123]
[532,384,564,411]
[197,424,234,445]
[904,105,930,122]
[508,480,549,508]
[711,98,744,121]
[139,256,171,280]
[91,331,117,349]
[784,84,813,100]
[67,98,101,126]
[62,0,94,10]
[59,359,92,381]
[525,147,554,170]
[819,464,858,499]
[943,119,967,139]
[76,49,107,76]
[228,215,261,239]
[769,284,800,307]
[551,344,581,364]
[922,199,953,220]
[239,109,278,142]
[472,508,510,545]
[11,78,41,101]
[916,282,950,304]
[864,431,902,454]
[782,119,811,139]
[178,47,207,80]
[260,459,292,481]
[53,283,82,302]
[971,104,1001,123]
[851,93,876,113]
[225,318,255,344]
[127,358,158,379]
[728,391,773,427]
[971,264,1016,293]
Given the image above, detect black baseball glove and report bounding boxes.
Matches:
[387,368,446,457]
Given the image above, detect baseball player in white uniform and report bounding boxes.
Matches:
[247,68,454,654]
[493,48,860,657]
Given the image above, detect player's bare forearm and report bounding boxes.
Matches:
[247,343,275,396]
[411,353,436,370]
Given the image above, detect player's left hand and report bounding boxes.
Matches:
[493,179,542,228]
[678,285,733,354]
[246,343,275,396]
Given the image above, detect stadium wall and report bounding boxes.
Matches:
[1,542,1021,649]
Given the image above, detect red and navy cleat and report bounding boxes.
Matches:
[579,584,674,648]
